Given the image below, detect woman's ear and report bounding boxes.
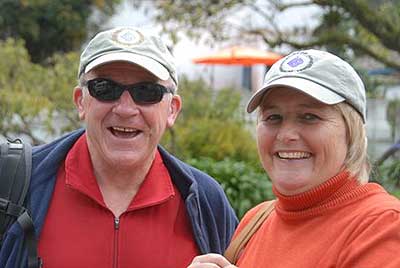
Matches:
[73,86,86,120]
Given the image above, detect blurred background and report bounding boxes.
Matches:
[0,0,399,217]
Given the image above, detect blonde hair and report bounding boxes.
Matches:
[334,102,370,183]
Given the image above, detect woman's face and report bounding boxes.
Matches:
[256,87,348,195]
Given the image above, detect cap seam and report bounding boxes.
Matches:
[80,50,176,84]
[265,74,343,98]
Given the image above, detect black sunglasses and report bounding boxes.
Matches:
[86,78,173,104]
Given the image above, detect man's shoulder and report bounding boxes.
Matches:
[31,129,84,176]
[33,129,84,158]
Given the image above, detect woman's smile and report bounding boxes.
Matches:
[257,87,348,195]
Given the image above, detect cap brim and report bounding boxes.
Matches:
[246,77,345,113]
[84,52,170,81]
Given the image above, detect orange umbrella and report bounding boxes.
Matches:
[193,46,283,66]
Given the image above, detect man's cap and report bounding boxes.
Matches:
[78,27,178,85]
[246,49,366,122]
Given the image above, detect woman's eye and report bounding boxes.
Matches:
[302,113,320,121]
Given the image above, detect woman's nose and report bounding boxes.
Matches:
[276,121,300,143]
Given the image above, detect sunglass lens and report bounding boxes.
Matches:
[131,84,163,104]
[88,79,122,101]
[87,79,169,104]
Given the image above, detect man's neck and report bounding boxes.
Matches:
[92,157,155,218]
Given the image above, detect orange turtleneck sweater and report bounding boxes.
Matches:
[235,171,400,268]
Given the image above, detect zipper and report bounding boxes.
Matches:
[113,217,120,268]
[114,217,120,229]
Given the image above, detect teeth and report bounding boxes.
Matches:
[112,126,137,133]
[278,152,311,159]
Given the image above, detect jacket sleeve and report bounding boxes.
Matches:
[0,224,26,268]
[191,167,239,254]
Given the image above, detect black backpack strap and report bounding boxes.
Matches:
[0,140,31,239]
[17,211,42,268]
[0,140,41,268]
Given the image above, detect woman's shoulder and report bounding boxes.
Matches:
[352,183,400,217]
[233,200,276,237]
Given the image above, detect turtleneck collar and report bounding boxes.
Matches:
[273,171,379,220]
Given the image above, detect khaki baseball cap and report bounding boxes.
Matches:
[78,27,178,85]
[247,49,366,122]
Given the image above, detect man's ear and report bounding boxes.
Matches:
[73,86,86,120]
[166,94,182,128]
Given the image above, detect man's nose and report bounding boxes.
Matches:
[112,90,139,116]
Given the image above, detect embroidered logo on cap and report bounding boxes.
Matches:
[280,51,313,72]
[111,28,144,47]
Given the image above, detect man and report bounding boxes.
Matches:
[0,27,238,268]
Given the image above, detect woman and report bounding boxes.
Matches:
[188,49,400,267]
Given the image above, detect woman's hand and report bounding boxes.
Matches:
[187,253,238,268]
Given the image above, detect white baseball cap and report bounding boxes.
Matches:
[78,27,178,85]
[246,49,366,122]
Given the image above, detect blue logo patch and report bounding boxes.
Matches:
[287,57,304,67]
[280,52,313,72]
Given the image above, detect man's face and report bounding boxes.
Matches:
[73,61,181,171]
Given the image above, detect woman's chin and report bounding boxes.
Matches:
[272,174,313,195]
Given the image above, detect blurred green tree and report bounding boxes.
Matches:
[373,159,400,197]
[386,99,400,141]
[142,0,400,69]
[162,76,260,166]
[0,0,121,63]
[0,38,80,144]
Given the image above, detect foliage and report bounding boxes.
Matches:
[187,157,273,218]
[162,76,260,166]
[386,99,400,140]
[0,0,122,142]
[374,159,400,198]
[0,0,121,63]
[0,38,81,144]
[146,0,400,69]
